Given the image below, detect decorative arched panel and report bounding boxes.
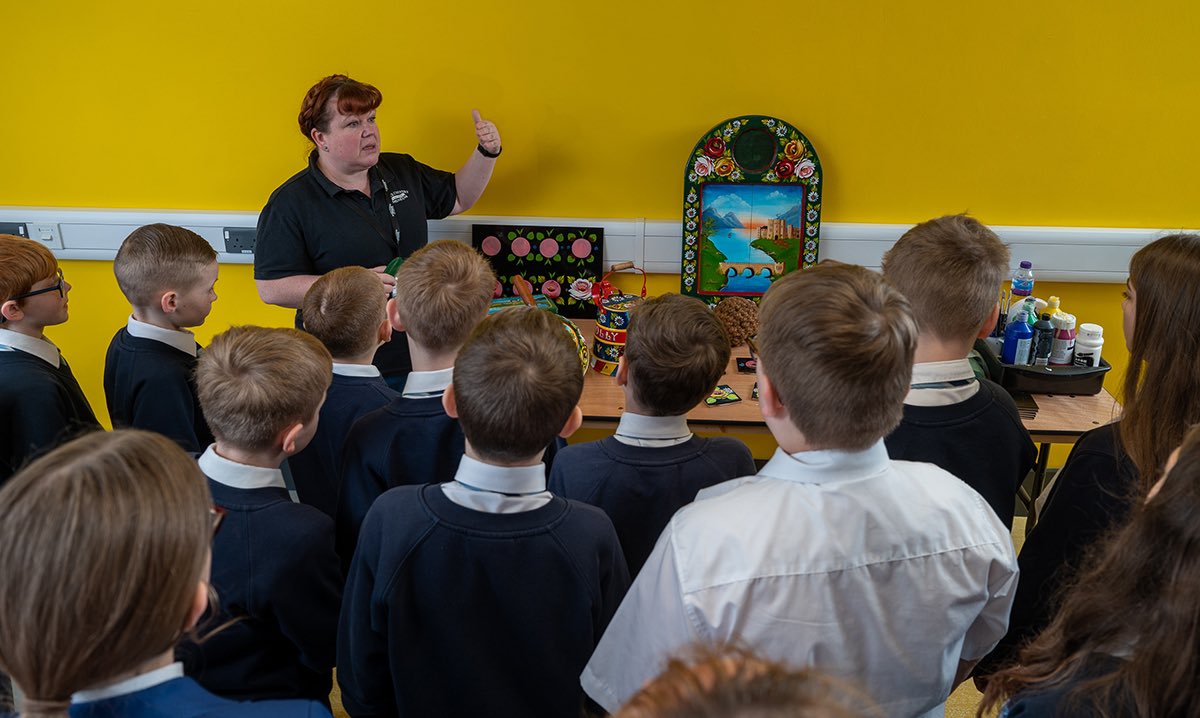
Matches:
[680,116,822,303]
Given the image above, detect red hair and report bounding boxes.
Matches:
[298,74,383,142]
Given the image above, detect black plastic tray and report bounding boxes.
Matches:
[975,340,1111,395]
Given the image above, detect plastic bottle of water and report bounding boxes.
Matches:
[1011,261,1035,299]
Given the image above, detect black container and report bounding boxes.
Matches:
[975,339,1111,395]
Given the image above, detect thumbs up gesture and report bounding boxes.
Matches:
[472,109,502,156]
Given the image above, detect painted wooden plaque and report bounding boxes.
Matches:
[680,116,822,304]
[473,224,604,319]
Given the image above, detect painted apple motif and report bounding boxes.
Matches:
[492,279,503,298]
[481,235,501,256]
[542,280,561,298]
[571,238,593,259]
[539,238,559,258]
[511,236,531,257]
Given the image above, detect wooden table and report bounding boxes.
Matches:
[573,320,1120,530]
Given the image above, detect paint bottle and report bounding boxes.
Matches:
[1008,296,1041,327]
[1002,310,1034,365]
[1031,313,1055,366]
[1073,323,1105,367]
[1050,312,1077,365]
[1044,295,1061,318]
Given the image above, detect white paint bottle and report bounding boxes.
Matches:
[1073,323,1104,367]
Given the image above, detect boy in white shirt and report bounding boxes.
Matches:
[582,262,1018,718]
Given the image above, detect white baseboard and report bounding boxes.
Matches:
[1,206,1187,283]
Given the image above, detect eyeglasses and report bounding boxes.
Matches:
[210,506,226,537]
[11,269,66,301]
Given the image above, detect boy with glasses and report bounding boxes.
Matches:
[0,234,100,485]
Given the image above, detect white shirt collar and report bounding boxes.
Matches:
[0,328,60,367]
[761,440,892,484]
[403,367,453,399]
[441,454,552,514]
[904,359,980,407]
[613,412,693,447]
[333,362,382,378]
[126,316,197,357]
[198,445,287,490]
[72,662,183,704]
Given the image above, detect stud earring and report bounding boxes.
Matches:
[323,145,329,151]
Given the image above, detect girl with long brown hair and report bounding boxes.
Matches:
[0,430,329,718]
[976,233,1200,677]
[978,422,1200,716]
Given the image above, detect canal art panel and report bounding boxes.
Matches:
[472,224,604,319]
[680,116,822,303]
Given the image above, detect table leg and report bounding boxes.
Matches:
[1024,443,1052,538]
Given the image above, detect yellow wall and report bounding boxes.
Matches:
[11,1,1193,454]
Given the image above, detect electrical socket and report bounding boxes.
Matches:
[30,223,63,249]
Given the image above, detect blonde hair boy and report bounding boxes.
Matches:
[391,240,496,358]
[582,262,1018,717]
[197,326,332,454]
[188,325,341,704]
[104,224,220,452]
[301,266,391,362]
[879,214,1036,529]
[114,223,219,328]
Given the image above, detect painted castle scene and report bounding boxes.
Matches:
[698,184,806,295]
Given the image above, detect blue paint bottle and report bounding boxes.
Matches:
[1002,310,1034,365]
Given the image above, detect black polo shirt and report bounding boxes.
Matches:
[255,151,458,377]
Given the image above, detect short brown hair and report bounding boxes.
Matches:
[616,644,877,718]
[114,224,218,307]
[0,234,57,304]
[197,326,332,452]
[298,74,382,142]
[0,430,211,717]
[758,262,916,451]
[301,266,387,359]
[880,214,1008,344]
[453,307,583,463]
[625,294,730,415]
[393,240,496,353]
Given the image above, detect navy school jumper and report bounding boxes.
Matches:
[178,478,341,706]
[336,397,565,572]
[885,378,1037,528]
[289,371,399,519]
[548,434,755,577]
[103,328,213,453]
[338,483,630,718]
[0,676,333,718]
[0,351,100,484]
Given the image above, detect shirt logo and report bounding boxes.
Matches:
[390,189,409,204]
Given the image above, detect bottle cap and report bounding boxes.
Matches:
[1016,311,1029,322]
[1078,323,1104,338]
[1019,261,1033,269]
[1040,313,1053,321]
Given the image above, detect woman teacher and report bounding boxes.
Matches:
[254,74,501,379]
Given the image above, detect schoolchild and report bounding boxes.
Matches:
[104,223,218,453]
[290,266,397,518]
[581,262,1018,718]
[880,214,1037,528]
[335,239,494,565]
[338,307,630,718]
[976,233,1200,679]
[178,326,341,706]
[0,429,330,718]
[0,234,101,484]
[549,293,754,576]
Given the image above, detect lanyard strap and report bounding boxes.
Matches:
[335,166,403,253]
